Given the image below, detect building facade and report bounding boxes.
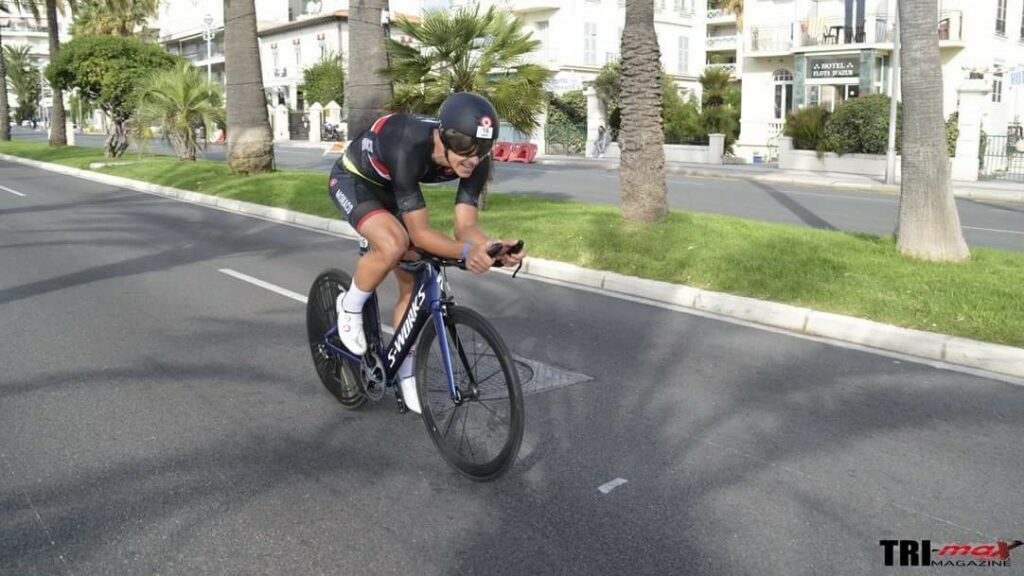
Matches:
[154,0,419,110]
[0,4,72,123]
[452,0,708,98]
[738,0,1024,160]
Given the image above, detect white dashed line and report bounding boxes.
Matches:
[962,225,1024,236]
[218,268,308,304]
[598,478,628,494]
[0,184,26,197]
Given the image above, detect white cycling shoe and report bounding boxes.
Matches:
[399,376,421,414]
[335,294,367,356]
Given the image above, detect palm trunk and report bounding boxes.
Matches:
[224,0,274,174]
[619,0,667,222]
[347,0,392,137]
[895,0,969,261]
[0,28,11,142]
[46,0,66,147]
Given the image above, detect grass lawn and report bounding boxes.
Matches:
[3,141,1022,348]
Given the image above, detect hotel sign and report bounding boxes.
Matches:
[807,55,860,80]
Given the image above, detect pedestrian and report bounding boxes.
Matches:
[593,125,610,158]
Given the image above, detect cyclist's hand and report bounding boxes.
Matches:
[466,241,497,274]
[497,239,526,266]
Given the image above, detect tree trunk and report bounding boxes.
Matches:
[895,0,969,261]
[618,0,667,222]
[347,0,392,137]
[46,0,66,147]
[0,28,11,142]
[224,0,274,174]
[105,119,129,157]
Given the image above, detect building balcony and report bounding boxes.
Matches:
[748,25,794,54]
[706,35,737,51]
[0,17,49,34]
[797,13,892,47]
[749,10,962,55]
[509,0,561,14]
[706,6,736,23]
[705,62,737,76]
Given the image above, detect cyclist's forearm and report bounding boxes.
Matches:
[454,225,491,246]
[408,227,464,259]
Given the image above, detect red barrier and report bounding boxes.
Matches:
[507,142,537,163]
[492,141,512,161]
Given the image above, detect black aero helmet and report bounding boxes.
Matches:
[438,92,499,157]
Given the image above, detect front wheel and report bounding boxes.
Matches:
[306,269,367,409]
[416,306,524,481]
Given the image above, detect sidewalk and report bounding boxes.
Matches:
[534,155,1024,204]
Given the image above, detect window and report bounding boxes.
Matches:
[996,0,1007,35]
[584,22,597,65]
[294,40,302,74]
[536,21,550,61]
[272,46,280,69]
[773,69,793,120]
[993,73,1003,102]
[677,36,689,74]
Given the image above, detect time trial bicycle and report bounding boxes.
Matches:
[306,240,525,481]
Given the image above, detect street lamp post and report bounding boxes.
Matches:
[885,3,900,185]
[202,14,215,83]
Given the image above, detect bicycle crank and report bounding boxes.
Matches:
[359,352,387,401]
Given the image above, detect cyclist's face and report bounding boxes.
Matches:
[447,150,481,178]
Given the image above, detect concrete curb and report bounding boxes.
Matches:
[4,152,1023,381]
[534,157,1024,202]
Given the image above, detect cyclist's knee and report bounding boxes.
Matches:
[374,231,409,265]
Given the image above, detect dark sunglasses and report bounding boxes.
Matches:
[443,128,494,158]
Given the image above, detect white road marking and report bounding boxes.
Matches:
[962,225,1024,236]
[218,268,397,334]
[218,268,308,304]
[598,478,628,494]
[217,268,593,391]
[0,184,26,197]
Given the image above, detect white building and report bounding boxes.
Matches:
[453,0,708,97]
[737,0,1024,161]
[154,0,422,109]
[705,1,741,78]
[0,4,72,122]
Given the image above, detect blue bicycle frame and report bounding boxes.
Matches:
[320,260,460,401]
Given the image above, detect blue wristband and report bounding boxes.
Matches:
[461,242,471,260]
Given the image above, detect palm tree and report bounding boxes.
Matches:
[12,0,68,146]
[720,0,743,30]
[894,0,968,261]
[383,6,551,135]
[223,0,273,174]
[0,4,11,142]
[347,0,392,136]
[135,63,225,161]
[69,0,160,37]
[618,0,667,222]
[4,44,42,124]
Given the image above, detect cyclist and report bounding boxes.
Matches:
[327,92,526,413]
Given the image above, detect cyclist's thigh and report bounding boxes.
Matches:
[328,165,391,231]
[356,209,410,258]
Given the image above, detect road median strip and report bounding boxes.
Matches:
[3,150,1022,382]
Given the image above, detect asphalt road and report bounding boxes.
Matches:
[13,128,1023,252]
[2,159,1022,575]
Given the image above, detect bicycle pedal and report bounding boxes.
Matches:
[395,397,409,414]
